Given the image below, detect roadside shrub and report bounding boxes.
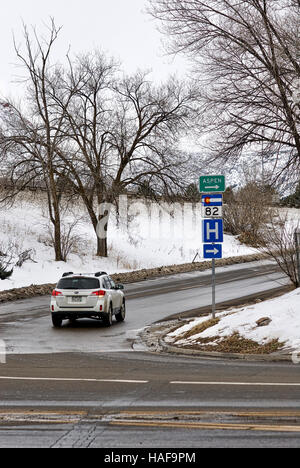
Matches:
[0,263,13,280]
[257,210,300,287]
[42,218,87,262]
[281,181,300,208]
[224,182,273,246]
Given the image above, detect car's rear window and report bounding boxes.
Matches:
[57,277,100,290]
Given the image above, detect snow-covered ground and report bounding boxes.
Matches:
[0,191,259,291]
[165,288,300,352]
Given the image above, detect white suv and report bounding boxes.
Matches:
[50,272,125,328]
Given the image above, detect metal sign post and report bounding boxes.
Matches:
[202,219,223,319]
[200,175,225,319]
[212,257,216,319]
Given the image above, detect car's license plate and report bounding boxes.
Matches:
[72,297,82,303]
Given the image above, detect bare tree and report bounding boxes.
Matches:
[1,21,199,259]
[148,0,300,181]
[0,21,63,260]
[0,20,81,261]
[45,51,117,258]
[259,210,300,287]
[110,72,197,197]
[52,59,199,257]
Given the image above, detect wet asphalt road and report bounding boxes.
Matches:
[0,260,291,354]
[0,260,300,448]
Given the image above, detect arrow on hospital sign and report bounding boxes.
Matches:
[203,244,222,259]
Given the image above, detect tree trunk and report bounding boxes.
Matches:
[95,191,110,258]
[48,170,64,262]
[52,203,63,261]
[89,207,109,258]
[96,236,108,258]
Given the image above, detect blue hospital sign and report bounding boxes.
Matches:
[202,219,224,243]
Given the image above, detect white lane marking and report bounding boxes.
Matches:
[1,376,300,387]
[170,381,300,387]
[0,376,148,384]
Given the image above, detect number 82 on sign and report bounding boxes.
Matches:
[202,205,223,218]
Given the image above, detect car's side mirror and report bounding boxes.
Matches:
[115,283,124,290]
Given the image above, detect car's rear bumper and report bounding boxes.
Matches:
[51,310,108,320]
[50,298,105,314]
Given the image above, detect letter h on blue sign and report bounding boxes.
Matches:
[202,219,224,243]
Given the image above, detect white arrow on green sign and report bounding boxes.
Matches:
[199,175,226,193]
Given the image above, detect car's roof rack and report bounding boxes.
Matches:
[61,272,108,278]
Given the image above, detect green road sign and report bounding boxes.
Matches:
[199,175,226,193]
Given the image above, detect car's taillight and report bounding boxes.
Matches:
[92,290,106,297]
[52,290,62,297]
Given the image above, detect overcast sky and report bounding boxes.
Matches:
[0,0,189,98]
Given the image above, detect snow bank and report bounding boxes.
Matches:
[167,288,300,351]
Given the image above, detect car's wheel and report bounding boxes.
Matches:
[52,315,63,328]
[115,301,126,322]
[104,304,113,327]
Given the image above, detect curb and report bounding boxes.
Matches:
[159,336,293,362]
[139,321,294,363]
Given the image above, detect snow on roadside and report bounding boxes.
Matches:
[0,193,257,291]
[166,288,300,351]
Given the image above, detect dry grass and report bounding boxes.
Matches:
[174,317,220,342]
[187,332,284,354]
